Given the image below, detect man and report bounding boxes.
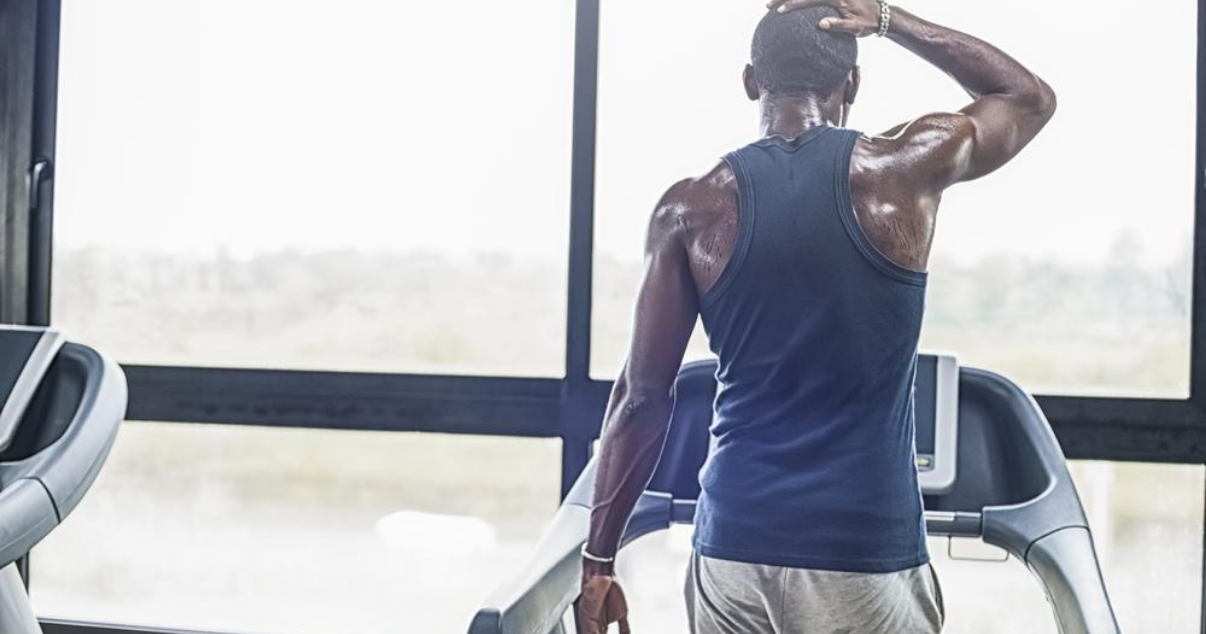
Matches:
[576,1,1055,632]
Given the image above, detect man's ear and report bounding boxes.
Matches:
[743,64,760,101]
[844,65,861,106]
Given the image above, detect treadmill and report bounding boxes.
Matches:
[467,355,1121,634]
[0,326,127,633]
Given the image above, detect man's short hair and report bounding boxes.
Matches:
[751,7,858,96]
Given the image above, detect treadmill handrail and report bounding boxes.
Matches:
[0,343,127,569]
[962,368,1118,634]
[467,465,987,634]
[0,329,64,453]
[467,365,1121,634]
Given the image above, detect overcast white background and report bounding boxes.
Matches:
[55,0,1195,267]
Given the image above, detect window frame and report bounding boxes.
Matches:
[5,0,1206,632]
[27,0,1206,464]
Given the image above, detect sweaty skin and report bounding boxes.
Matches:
[575,2,1056,632]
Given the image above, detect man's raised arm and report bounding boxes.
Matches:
[771,0,1057,191]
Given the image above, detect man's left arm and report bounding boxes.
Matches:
[575,183,700,634]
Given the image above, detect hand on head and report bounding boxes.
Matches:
[765,0,884,38]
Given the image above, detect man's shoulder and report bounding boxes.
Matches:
[658,161,739,218]
[852,114,977,178]
[646,161,739,246]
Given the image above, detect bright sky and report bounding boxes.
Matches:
[55,0,1196,267]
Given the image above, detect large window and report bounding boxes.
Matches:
[591,0,1195,398]
[25,1,1206,632]
[51,0,575,377]
[32,424,561,634]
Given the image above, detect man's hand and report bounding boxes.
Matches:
[766,0,883,38]
[575,567,631,634]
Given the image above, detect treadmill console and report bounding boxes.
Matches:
[915,352,959,495]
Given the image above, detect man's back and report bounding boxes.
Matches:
[674,134,936,305]
[691,124,930,571]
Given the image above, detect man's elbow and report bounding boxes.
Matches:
[1028,76,1058,123]
[608,385,674,433]
[622,387,674,418]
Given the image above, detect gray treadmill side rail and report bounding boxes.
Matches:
[468,463,597,634]
[965,367,1119,634]
[467,365,1120,634]
[0,343,127,569]
[1028,528,1121,634]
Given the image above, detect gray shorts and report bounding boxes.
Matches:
[685,552,945,634]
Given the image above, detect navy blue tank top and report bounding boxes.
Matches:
[693,125,930,573]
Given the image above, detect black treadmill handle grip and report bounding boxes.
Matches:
[924,511,982,538]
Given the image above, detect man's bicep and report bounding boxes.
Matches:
[954,93,1053,181]
[884,95,1051,192]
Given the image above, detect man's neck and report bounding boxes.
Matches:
[759,94,845,140]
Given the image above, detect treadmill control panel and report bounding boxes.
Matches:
[915,353,959,495]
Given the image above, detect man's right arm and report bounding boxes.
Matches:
[883,6,1056,188]
[770,0,1057,192]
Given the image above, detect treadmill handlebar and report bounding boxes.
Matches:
[470,474,992,634]
[1027,527,1121,634]
[0,342,127,569]
[468,366,1121,634]
[965,368,1120,634]
[923,510,982,538]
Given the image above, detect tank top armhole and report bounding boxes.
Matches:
[700,152,757,310]
[833,131,929,287]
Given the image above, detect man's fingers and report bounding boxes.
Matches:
[767,0,832,14]
[573,599,599,634]
[575,615,600,634]
[818,16,860,33]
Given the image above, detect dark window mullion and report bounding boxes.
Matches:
[561,0,603,497]
[27,0,60,328]
[1193,0,1206,405]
